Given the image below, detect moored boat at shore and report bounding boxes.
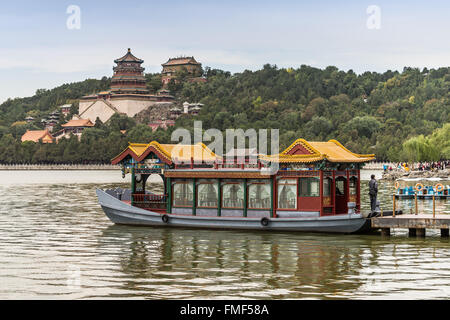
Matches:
[97,138,376,233]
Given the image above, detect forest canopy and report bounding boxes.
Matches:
[0,65,449,164]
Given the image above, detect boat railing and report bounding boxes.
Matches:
[132,193,167,210]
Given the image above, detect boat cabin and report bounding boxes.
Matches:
[111,139,375,218]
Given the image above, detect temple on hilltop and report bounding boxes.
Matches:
[161,56,204,86]
[110,48,149,94]
[78,48,174,124]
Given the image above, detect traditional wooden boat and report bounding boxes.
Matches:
[97,139,376,233]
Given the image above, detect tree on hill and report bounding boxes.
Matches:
[0,65,449,164]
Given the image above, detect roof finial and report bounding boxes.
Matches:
[128,48,131,52]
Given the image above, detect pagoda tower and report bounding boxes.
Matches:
[78,48,175,124]
[110,48,149,94]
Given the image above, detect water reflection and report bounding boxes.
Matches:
[99,226,412,299]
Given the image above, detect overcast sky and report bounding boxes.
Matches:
[0,0,449,103]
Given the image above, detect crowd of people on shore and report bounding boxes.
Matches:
[383,161,449,172]
[416,161,449,171]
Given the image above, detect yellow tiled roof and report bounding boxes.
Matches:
[62,119,94,127]
[127,143,149,157]
[21,130,53,143]
[158,143,218,162]
[259,139,375,163]
[112,141,220,164]
[113,138,374,165]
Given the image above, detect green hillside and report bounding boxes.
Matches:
[0,65,449,164]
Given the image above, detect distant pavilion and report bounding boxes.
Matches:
[21,130,54,143]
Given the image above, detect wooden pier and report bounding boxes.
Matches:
[371,214,450,237]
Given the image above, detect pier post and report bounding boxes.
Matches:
[432,195,435,219]
[415,193,418,215]
[408,228,416,237]
[381,228,390,237]
[392,195,396,217]
[441,229,449,238]
[416,228,426,237]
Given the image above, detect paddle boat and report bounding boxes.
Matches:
[395,182,450,200]
[97,138,378,233]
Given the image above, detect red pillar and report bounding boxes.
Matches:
[346,169,350,213]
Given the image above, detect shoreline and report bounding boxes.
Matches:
[0,164,120,170]
[381,169,450,181]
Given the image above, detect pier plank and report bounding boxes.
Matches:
[372,214,450,229]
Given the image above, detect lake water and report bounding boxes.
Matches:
[0,170,449,299]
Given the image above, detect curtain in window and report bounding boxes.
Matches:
[248,183,271,209]
[173,182,193,207]
[349,177,357,195]
[198,183,218,208]
[277,179,297,209]
[222,183,244,208]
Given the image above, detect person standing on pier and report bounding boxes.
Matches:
[369,174,378,213]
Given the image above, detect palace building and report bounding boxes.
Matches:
[53,118,95,141]
[21,130,54,143]
[110,49,149,95]
[161,56,203,86]
[78,49,174,124]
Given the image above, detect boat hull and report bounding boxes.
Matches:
[96,189,368,234]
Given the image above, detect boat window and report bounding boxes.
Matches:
[173,181,193,207]
[222,182,244,208]
[299,177,320,197]
[135,173,145,192]
[277,179,297,209]
[248,181,271,209]
[349,177,357,195]
[336,178,345,196]
[197,182,218,208]
[323,177,332,197]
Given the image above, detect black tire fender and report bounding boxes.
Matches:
[260,217,269,227]
[162,214,169,223]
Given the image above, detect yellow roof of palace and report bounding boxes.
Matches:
[62,119,94,127]
[21,130,53,143]
[259,139,375,163]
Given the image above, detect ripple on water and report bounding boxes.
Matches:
[0,170,449,299]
